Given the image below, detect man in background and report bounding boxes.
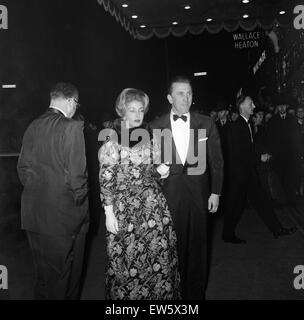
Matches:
[17,82,89,299]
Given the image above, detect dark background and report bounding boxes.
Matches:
[0,0,272,154]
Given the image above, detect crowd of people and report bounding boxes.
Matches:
[17,77,299,300]
[211,94,304,207]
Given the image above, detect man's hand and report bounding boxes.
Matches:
[208,193,220,213]
[261,153,271,163]
[104,206,119,234]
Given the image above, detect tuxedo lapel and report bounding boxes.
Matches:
[161,113,181,165]
[185,112,199,164]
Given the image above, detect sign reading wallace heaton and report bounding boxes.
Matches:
[233,32,260,49]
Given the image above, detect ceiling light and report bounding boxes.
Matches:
[122,4,128,8]
[243,14,249,18]
[206,18,213,22]
[194,72,207,77]
[279,10,286,15]
[242,0,250,3]
[140,25,146,28]
[2,84,16,89]
[172,21,178,25]
[184,5,191,10]
[131,15,138,19]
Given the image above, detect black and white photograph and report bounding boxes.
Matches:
[1,0,304,305]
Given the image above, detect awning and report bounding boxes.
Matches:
[97,0,295,40]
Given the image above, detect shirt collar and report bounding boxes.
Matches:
[240,114,249,123]
[50,106,68,118]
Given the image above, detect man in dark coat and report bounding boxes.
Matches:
[150,76,224,300]
[292,105,304,197]
[267,100,295,203]
[17,83,89,299]
[222,91,296,244]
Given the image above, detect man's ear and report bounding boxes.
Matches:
[167,94,173,105]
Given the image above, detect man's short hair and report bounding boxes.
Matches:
[50,82,78,100]
[115,88,149,117]
[167,76,192,94]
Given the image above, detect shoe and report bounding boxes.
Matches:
[273,227,297,239]
[222,236,246,244]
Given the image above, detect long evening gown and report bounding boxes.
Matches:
[98,121,181,300]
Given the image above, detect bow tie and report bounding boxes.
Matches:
[173,114,187,122]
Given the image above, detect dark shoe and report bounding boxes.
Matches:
[273,227,297,239]
[223,236,246,244]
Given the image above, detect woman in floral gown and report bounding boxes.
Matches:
[98,88,181,300]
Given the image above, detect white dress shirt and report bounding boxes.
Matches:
[170,111,190,165]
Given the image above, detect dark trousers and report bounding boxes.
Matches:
[223,170,282,238]
[26,231,86,300]
[174,201,207,300]
[163,176,207,300]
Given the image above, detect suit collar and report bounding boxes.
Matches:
[49,106,67,118]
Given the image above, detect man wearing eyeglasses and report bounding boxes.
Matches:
[17,82,89,299]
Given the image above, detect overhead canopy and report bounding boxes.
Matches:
[97,0,294,40]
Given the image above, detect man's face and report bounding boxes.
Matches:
[167,82,193,115]
[67,94,79,118]
[240,96,255,117]
[277,104,287,114]
[231,112,239,121]
[297,107,304,120]
[254,111,264,126]
[218,110,228,120]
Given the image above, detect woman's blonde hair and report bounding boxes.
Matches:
[115,88,149,117]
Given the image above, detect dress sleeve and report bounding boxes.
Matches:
[98,140,120,206]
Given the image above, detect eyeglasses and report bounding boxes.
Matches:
[72,98,81,109]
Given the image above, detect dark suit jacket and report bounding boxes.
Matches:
[226,116,258,182]
[267,114,294,167]
[17,108,89,236]
[150,111,223,212]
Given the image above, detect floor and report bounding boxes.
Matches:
[1,198,304,300]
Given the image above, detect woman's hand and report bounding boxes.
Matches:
[156,163,170,179]
[104,206,119,234]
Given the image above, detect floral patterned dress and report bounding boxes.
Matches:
[98,123,181,300]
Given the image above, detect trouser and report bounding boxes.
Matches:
[223,171,282,238]
[174,200,207,300]
[26,231,86,300]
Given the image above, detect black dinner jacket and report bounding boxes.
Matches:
[226,115,258,181]
[150,111,223,198]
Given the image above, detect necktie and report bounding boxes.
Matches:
[248,122,253,143]
[173,114,187,122]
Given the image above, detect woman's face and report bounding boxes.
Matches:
[125,100,145,128]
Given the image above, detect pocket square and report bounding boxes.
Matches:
[198,137,208,142]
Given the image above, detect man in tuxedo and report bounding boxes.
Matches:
[17,83,89,299]
[222,92,296,244]
[150,76,224,299]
